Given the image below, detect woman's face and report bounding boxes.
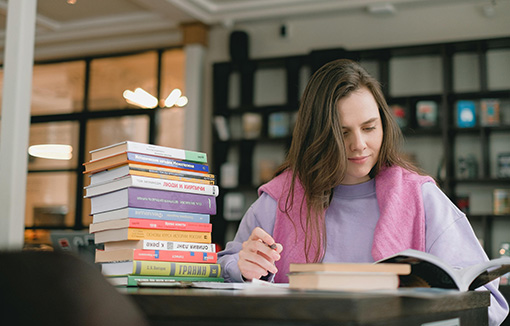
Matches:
[337,87,383,185]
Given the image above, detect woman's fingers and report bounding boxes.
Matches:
[238,227,283,280]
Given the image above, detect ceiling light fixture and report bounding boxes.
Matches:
[28,144,73,160]
[123,88,188,109]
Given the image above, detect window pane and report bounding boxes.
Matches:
[158,48,186,148]
[25,172,77,228]
[85,115,149,161]
[31,61,85,114]
[88,52,158,110]
[28,121,79,170]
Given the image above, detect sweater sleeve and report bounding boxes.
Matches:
[422,182,509,326]
[217,193,277,282]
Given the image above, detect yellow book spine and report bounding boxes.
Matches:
[132,261,221,277]
[127,228,211,244]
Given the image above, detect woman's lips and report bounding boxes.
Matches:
[348,156,369,164]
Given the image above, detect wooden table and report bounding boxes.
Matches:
[123,286,489,326]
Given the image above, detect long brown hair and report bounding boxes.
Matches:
[275,58,422,262]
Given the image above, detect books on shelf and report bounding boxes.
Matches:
[95,248,217,264]
[89,163,216,186]
[103,239,216,252]
[288,263,410,292]
[101,260,221,277]
[376,249,510,291]
[89,140,208,163]
[89,187,217,215]
[89,218,212,234]
[456,100,476,128]
[84,152,209,174]
[416,101,437,127]
[268,112,290,138]
[493,189,510,215]
[497,152,510,178]
[85,174,219,198]
[92,207,210,224]
[480,98,500,126]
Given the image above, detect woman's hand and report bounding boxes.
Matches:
[238,227,283,281]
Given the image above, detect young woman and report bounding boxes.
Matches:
[218,59,508,325]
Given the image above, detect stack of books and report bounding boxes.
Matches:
[83,141,223,287]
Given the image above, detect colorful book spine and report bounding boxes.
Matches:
[93,228,212,244]
[89,218,212,233]
[95,249,217,263]
[130,164,215,181]
[133,261,221,277]
[104,240,216,252]
[92,207,210,224]
[90,188,217,215]
[125,275,224,287]
[127,169,216,185]
[90,141,208,163]
[85,175,219,197]
[127,152,209,173]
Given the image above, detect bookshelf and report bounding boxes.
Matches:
[211,37,510,257]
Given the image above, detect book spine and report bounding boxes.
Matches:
[127,218,212,232]
[127,152,209,173]
[128,208,210,223]
[94,228,211,244]
[129,168,216,185]
[130,163,215,180]
[127,188,217,215]
[141,240,216,252]
[92,208,210,224]
[126,142,208,163]
[126,275,223,286]
[132,261,221,277]
[133,250,217,263]
[130,175,219,197]
[127,228,211,243]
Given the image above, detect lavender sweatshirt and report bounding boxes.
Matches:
[218,179,509,326]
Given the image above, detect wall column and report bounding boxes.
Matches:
[181,22,208,152]
[0,0,37,250]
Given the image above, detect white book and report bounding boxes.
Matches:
[376,249,510,292]
[85,174,219,197]
[89,141,207,163]
[103,239,216,252]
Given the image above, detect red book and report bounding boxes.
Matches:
[89,218,212,234]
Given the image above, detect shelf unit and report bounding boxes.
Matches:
[211,37,510,257]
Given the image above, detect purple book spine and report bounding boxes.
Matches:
[127,187,216,215]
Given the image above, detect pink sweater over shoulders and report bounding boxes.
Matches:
[258,165,434,283]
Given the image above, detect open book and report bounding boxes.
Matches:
[376,249,510,292]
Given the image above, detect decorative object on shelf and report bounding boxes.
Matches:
[499,242,510,285]
[258,159,277,184]
[480,98,500,126]
[220,162,238,188]
[242,113,262,139]
[213,116,230,141]
[268,112,291,138]
[493,189,510,215]
[497,152,510,178]
[455,194,470,214]
[390,104,407,128]
[456,100,477,128]
[457,154,478,179]
[416,101,437,127]
[223,192,245,221]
